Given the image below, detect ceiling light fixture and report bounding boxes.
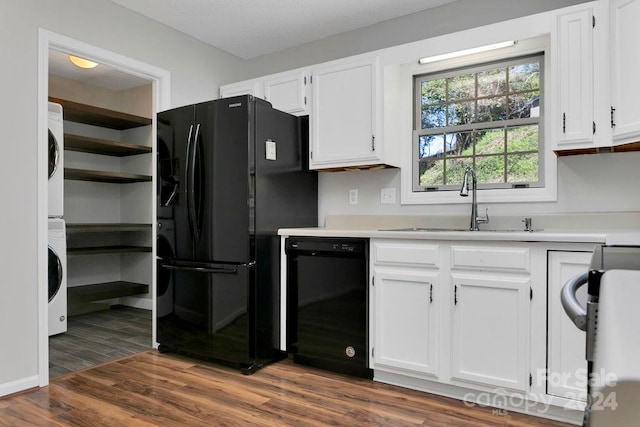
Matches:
[418,40,517,65]
[68,55,99,69]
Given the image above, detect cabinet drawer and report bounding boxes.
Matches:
[451,245,530,272]
[373,240,439,267]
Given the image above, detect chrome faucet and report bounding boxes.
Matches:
[460,166,489,231]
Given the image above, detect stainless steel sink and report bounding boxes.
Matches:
[379,227,470,232]
[380,227,541,232]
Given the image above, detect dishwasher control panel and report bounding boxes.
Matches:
[285,237,367,255]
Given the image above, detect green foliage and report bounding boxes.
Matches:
[417,58,541,188]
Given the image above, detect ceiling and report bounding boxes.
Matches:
[107,0,457,60]
[49,50,151,91]
[49,0,457,91]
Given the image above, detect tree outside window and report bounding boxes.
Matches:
[413,54,543,191]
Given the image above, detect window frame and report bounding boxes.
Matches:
[394,34,556,205]
[412,54,545,192]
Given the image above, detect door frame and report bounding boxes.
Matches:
[37,29,170,386]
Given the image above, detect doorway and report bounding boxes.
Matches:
[39,30,170,384]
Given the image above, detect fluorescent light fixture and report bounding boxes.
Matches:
[68,55,98,69]
[418,40,517,65]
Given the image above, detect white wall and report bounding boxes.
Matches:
[238,0,640,225]
[242,0,590,78]
[317,152,640,223]
[0,0,242,395]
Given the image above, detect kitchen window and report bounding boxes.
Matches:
[413,54,544,192]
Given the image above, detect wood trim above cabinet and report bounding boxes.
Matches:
[554,140,640,156]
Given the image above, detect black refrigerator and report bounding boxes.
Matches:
[156,95,317,374]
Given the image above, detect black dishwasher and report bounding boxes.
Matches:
[285,237,372,379]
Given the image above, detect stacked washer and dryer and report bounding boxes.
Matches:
[48,102,67,336]
[156,122,176,318]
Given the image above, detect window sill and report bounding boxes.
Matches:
[400,165,557,205]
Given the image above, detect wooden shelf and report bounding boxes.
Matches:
[65,133,151,157]
[65,168,152,183]
[66,223,152,233]
[67,245,152,255]
[68,281,149,305]
[49,97,151,130]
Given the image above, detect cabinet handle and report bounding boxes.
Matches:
[429,283,433,303]
[562,112,566,133]
[611,106,616,128]
[454,285,458,305]
[371,135,376,151]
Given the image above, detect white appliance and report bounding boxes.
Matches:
[48,102,64,218]
[156,219,175,317]
[48,218,67,336]
[561,245,640,426]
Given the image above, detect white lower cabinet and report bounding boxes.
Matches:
[450,272,531,392]
[368,238,596,424]
[371,240,440,378]
[374,268,439,377]
[547,250,592,403]
[372,240,532,394]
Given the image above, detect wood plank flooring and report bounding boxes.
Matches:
[49,305,152,377]
[2,351,572,426]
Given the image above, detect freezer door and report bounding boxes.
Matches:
[157,260,254,367]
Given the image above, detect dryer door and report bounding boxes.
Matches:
[48,129,60,180]
[48,246,63,302]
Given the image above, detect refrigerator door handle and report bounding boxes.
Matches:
[160,263,238,275]
[185,124,194,239]
[189,123,201,241]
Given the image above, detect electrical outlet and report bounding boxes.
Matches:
[380,188,396,204]
[348,189,358,205]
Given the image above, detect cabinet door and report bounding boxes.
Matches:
[310,56,380,169]
[263,70,309,115]
[610,0,640,144]
[555,8,594,148]
[219,80,262,99]
[450,273,531,392]
[374,268,439,378]
[547,251,591,403]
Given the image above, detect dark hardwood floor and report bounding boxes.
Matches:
[49,305,152,378]
[2,351,572,426]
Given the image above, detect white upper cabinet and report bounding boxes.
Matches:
[219,79,263,99]
[555,7,595,148]
[263,69,309,115]
[219,69,309,116]
[309,55,385,170]
[554,0,640,152]
[609,0,640,144]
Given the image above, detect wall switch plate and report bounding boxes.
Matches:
[380,187,396,204]
[349,188,358,205]
[265,139,277,160]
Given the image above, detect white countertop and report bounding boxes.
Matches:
[278,226,613,243]
[279,213,640,244]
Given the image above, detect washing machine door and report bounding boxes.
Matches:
[48,246,63,302]
[48,129,60,180]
